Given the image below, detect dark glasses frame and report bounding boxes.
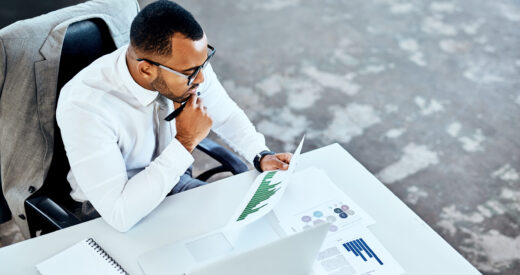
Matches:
[136,44,215,86]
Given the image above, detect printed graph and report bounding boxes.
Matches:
[297,201,356,232]
[237,171,280,221]
[343,238,384,265]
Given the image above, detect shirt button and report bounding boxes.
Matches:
[28,186,36,193]
[18,214,26,220]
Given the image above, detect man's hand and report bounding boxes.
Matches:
[175,94,212,152]
[260,153,293,171]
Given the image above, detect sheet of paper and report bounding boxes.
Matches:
[273,167,403,275]
[274,167,375,234]
[312,227,405,275]
[287,135,304,174]
[226,136,305,228]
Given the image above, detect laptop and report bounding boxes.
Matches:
[138,218,329,275]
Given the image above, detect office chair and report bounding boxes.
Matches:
[22,18,248,237]
[0,183,11,224]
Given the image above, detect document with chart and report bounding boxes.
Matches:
[273,167,375,233]
[226,136,305,228]
[313,227,404,275]
[273,167,404,275]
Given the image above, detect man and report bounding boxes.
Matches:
[56,0,292,232]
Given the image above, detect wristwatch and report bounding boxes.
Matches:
[253,150,275,172]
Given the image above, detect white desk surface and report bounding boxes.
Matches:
[0,143,480,275]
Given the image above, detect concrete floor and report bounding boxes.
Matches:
[1,0,520,274]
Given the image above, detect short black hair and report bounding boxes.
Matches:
[130,0,204,56]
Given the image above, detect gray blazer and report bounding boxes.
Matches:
[0,0,139,238]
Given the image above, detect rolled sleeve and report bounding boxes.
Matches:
[153,137,194,181]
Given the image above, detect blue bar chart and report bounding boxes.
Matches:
[342,238,384,265]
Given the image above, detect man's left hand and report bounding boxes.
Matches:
[260,153,293,171]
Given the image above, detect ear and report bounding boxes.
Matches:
[137,60,157,81]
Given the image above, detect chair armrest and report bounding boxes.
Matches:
[196,138,248,176]
[25,195,81,237]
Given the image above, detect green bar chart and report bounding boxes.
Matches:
[237,171,281,221]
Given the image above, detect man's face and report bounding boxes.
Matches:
[150,33,209,103]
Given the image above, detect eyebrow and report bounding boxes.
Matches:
[179,47,211,73]
[180,66,199,73]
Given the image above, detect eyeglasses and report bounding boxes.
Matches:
[137,45,215,86]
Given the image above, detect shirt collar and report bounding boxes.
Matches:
[117,45,159,107]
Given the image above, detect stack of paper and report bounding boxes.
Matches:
[273,167,405,275]
[226,135,404,274]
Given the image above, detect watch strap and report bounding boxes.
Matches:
[253,150,275,172]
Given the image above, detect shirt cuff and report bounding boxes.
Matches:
[245,144,270,165]
[155,138,194,179]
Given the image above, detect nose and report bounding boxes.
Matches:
[192,68,205,85]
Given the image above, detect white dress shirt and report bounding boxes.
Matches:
[56,45,268,232]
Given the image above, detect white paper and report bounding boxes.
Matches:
[274,167,375,234]
[287,135,304,173]
[226,136,305,228]
[312,227,405,275]
[273,167,403,275]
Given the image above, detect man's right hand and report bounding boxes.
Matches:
[175,94,212,152]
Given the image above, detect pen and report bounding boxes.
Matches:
[164,91,201,121]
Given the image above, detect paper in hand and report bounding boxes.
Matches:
[226,136,305,228]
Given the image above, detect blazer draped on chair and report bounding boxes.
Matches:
[0,0,139,238]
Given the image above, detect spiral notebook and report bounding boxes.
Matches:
[36,238,128,275]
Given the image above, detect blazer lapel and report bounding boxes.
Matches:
[34,13,129,173]
[34,22,68,172]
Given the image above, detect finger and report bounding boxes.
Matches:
[275,153,292,164]
[198,100,206,111]
[189,93,198,107]
[200,106,208,116]
[268,158,289,170]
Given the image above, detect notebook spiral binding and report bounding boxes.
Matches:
[86,238,129,274]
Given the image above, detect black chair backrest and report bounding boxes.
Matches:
[0,183,11,223]
[57,18,117,90]
[42,18,116,204]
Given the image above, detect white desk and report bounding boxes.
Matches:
[0,143,480,275]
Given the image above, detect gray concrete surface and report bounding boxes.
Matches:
[1,0,519,274]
